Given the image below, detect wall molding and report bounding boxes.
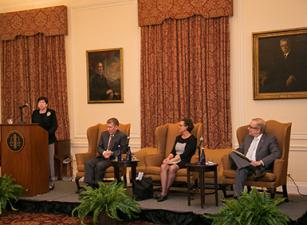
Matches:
[286,182,307,195]
[0,0,136,13]
[291,132,307,140]
[71,132,307,153]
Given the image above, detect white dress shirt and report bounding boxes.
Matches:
[246,134,263,161]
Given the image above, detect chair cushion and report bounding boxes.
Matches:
[145,166,187,176]
[224,169,276,182]
[145,166,160,175]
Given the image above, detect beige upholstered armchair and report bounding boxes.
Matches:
[75,123,130,191]
[134,123,202,184]
[222,120,292,200]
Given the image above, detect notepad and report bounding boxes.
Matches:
[232,150,251,162]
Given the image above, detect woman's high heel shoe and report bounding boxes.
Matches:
[157,194,168,202]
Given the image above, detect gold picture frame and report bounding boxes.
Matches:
[87,48,123,103]
[253,27,307,100]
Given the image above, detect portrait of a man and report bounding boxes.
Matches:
[87,48,123,103]
[253,28,307,99]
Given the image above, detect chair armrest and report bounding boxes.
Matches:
[75,152,93,165]
[273,159,285,183]
[222,154,232,170]
[144,153,163,166]
[190,154,199,164]
[134,147,160,167]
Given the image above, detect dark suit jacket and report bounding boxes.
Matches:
[97,130,127,160]
[31,108,58,144]
[237,133,281,170]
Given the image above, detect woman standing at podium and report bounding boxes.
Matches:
[31,96,58,190]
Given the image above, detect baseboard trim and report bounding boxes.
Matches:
[287,182,307,195]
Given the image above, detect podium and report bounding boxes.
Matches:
[0,124,49,196]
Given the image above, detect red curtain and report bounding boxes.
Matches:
[141,16,231,148]
[0,6,69,140]
[1,34,70,140]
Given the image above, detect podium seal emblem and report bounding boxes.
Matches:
[7,131,25,152]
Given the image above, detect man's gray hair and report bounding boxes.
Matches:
[252,118,266,133]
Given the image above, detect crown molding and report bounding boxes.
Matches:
[71,0,135,10]
[0,0,65,13]
[0,0,136,13]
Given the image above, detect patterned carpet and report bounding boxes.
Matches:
[0,212,158,225]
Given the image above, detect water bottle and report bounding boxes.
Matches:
[199,147,206,165]
[117,145,122,161]
[126,146,132,162]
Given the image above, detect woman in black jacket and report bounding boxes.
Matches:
[157,118,197,202]
[32,96,58,190]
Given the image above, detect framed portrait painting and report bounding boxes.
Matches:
[253,27,307,99]
[87,48,123,103]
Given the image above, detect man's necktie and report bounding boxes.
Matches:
[107,134,113,150]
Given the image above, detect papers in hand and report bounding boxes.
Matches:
[232,150,251,162]
[167,156,181,165]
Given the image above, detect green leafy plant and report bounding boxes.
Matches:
[72,181,141,225]
[206,188,289,225]
[0,175,24,214]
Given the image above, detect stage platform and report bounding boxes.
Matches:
[18,180,307,222]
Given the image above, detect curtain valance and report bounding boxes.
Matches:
[138,0,233,27]
[0,5,67,40]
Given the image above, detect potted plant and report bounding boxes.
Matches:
[206,188,289,225]
[72,181,141,225]
[0,175,24,215]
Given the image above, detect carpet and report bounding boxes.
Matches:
[0,212,160,225]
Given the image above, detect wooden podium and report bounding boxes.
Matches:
[0,124,49,196]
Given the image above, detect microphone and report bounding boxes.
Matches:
[19,103,29,109]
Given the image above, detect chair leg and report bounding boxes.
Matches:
[221,184,233,198]
[282,184,289,202]
[270,188,276,199]
[75,176,82,193]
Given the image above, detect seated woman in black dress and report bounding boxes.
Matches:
[157,118,197,202]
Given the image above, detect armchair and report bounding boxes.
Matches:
[135,123,202,184]
[222,120,291,200]
[75,123,130,191]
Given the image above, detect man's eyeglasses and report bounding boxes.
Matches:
[248,125,259,130]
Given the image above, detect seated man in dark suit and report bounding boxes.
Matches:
[84,117,127,188]
[229,118,281,197]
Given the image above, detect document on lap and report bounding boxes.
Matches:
[232,150,251,162]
